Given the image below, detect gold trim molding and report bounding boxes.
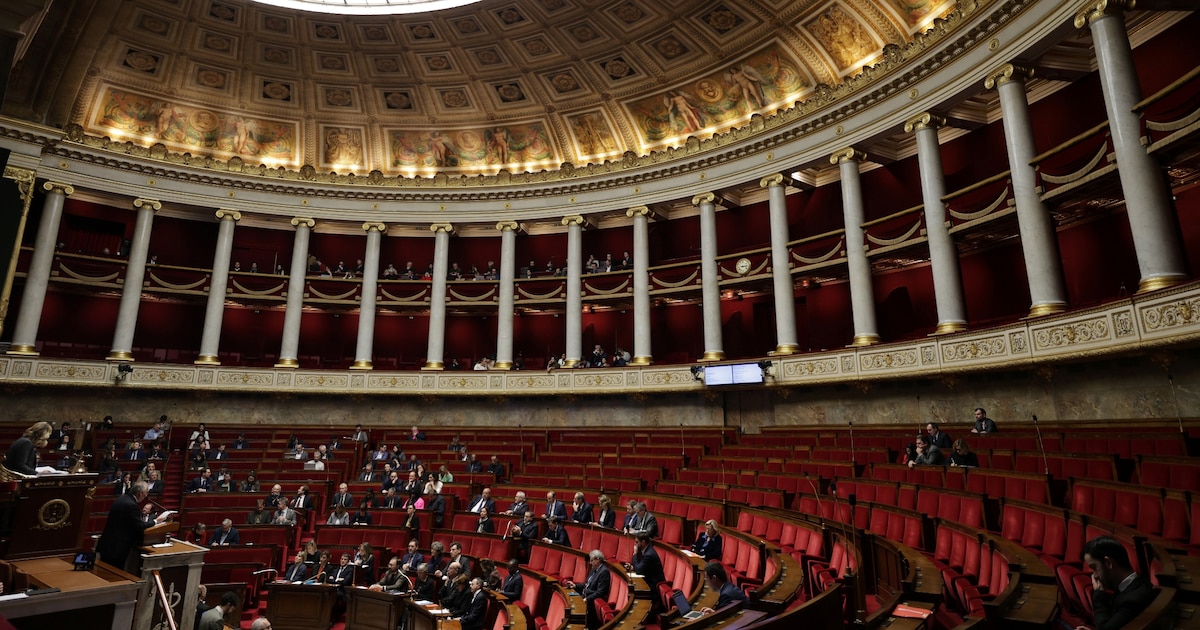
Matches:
[984,63,1034,89]
[904,112,946,133]
[1074,0,1132,29]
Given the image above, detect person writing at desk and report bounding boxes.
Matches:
[691,520,723,562]
[699,562,748,614]
[96,480,171,573]
[4,421,51,475]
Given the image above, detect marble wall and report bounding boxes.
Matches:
[5,351,1197,433]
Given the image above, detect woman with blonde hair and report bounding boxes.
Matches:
[949,439,979,468]
[5,421,52,475]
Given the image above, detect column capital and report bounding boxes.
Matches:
[626,205,651,219]
[215,209,242,221]
[430,222,455,234]
[759,173,792,189]
[133,198,162,212]
[691,192,716,206]
[362,221,387,233]
[984,63,1034,90]
[903,112,946,133]
[42,181,75,195]
[290,216,316,229]
[829,147,867,165]
[1074,0,1130,28]
[561,215,586,227]
[495,220,519,232]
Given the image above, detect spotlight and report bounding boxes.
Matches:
[115,363,134,383]
[689,365,704,382]
[757,359,773,378]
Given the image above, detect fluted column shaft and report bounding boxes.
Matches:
[108,198,161,361]
[628,206,653,365]
[694,193,725,361]
[906,114,967,334]
[8,182,72,355]
[276,217,314,368]
[423,223,453,370]
[1077,2,1187,293]
[986,64,1068,317]
[494,221,519,370]
[832,149,880,346]
[761,174,799,355]
[563,216,584,367]
[196,209,241,365]
[352,222,386,370]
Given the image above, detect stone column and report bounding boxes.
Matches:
[627,206,653,365]
[195,209,241,365]
[351,222,386,370]
[985,64,1068,317]
[275,217,314,368]
[8,182,73,355]
[1077,1,1188,293]
[107,198,161,361]
[905,113,967,334]
[694,192,725,361]
[760,174,799,354]
[423,223,454,370]
[831,148,881,346]
[562,215,585,367]
[494,221,519,370]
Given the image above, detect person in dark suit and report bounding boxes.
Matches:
[427,490,446,528]
[467,488,495,514]
[465,454,483,473]
[1080,536,1157,630]
[926,422,953,450]
[352,505,373,525]
[476,508,495,534]
[208,519,240,546]
[282,552,309,582]
[97,481,168,573]
[567,550,611,630]
[291,485,315,510]
[500,559,524,601]
[625,502,658,539]
[412,564,437,601]
[691,520,724,562]
[329,483,353,509]
[541,516,570,547]
[503,491,530,516]
[594,495,616,529]
[543,491,567,520]
[457,578,487,630]
[400,540,424,572]
[189,468,213,493]
[511,511,540,561]
[404,504,421,536]
[486,456,505,482]
[359,462,379,482]
[125,439,147,464]
[628,534,665,591]
[113,472,134,496]
[971,407,998,434]
[700,562,748,614]
[409,426,427,441]
[571,492,593,524]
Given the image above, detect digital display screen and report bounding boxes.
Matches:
[704,363,763,386]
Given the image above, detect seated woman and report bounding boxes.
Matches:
[404,504,420,536]
[355,542,376,582]
[476,507,495,534]
[949,439,980,468]
[327,504,351,526]
[691,520,724,561]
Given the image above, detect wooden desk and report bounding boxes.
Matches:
[0,555,140,630]
[405,598,456,630]
[266,581,337,630]
[346,587,407,630]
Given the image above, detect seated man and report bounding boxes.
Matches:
[502,491,530,516]
[971,407,998,434]
[208,519,240,546]
[500,559,524,601]
[370,557,411,593]
[907,435,944,468]
[566,550,611,630]
[541,516,570,547]
[700,562,748,614]
[1079,536,1156,630]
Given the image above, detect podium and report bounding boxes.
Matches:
[266,581,337,630]
[0,473,97,559]
[345,587,408,630]
[0,555,140,630]
[134,539,208,630]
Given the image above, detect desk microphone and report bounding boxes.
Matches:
[252,568,278,575]
[803,472,826,527]
[1168,374,1185,434]
[305,571,326,584]
[848,420,857,471]
[1032,414,1050,475]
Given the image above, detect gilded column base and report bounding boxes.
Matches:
[421,361,444,371]
[6,345,38,356]
[194,355,221,366]
[699,351,726,362]
[630,355,653,366]
[563,359,580,368]
[1137,274,1187,294]
[274,357,299,368]
[106,351,134,361]
[772,344,800,355]
[350,360,373,370]
[933,321,968,335]
[850,334,881,347]
[1026,302,1067,318]
[493,361,513,370]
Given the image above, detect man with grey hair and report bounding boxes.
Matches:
[209,518,239,546]
[458,577,487,630]
[97,480,169,572]
[625,502,658,539]
[566,550,610,630]
[250,618,272,630]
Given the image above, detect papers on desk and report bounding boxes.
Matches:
[892,604,932,619]
[35,467,67,476]
[681,550,699,558]
[0,593,29,603]
[627,572,643,578]
[414,600,434,606]
[151,542,174,548]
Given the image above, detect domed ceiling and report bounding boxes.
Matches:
[48,0,956,176]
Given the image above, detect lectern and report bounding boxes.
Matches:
[0,473,97,559]
[345,587,408,630]
[134,539,208,630]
